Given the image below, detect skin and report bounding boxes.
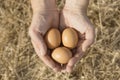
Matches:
[60,0,95,72]
[29,0,95,72]
[29,0,61,72]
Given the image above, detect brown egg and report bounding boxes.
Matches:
[45,28,61,49]
[62,28,78,49]
[52,47,72,64]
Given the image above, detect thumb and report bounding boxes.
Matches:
[82,39,94,52]
[82,27,95,52]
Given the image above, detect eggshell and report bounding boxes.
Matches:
[45,28,61,49]
[62,28,78,49]
[52,47,72,64]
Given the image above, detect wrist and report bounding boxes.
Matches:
[63,7,87,15]
[31,0,57,13]
[64,0,89,13]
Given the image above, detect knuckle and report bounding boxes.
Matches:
[89,39,95,45]
[28,27,36,37]
[28,27,33,36]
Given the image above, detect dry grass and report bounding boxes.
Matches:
[0,0,120,80]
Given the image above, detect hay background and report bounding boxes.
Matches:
[0,0,120,80]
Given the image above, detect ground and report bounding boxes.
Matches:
[0,0,120,80]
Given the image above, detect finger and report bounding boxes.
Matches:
[40,55,61,72]
[66,57,79,73]
[82,27,95,52]
[29,28,47,56]
[61,65,66,73]
[66,50,84,73]
[31,40,61,72]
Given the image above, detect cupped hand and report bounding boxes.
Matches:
[29,1,61,72]
[60,1,95,72]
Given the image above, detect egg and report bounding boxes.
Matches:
[52,47,72,64]
[45,28,61,49]
[62,28,78,49]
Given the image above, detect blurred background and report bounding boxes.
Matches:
[0,0,120,80]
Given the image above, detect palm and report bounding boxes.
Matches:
[30,12,59,35]
[61,9,95,51]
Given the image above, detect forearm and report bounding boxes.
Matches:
[31,0,57,13]
[64,0,89,13]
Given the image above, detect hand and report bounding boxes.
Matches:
[29,0,61,72]
[60,0,95,72]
